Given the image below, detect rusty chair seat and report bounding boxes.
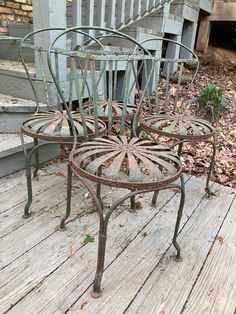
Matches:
[83,100,137,121]
[141,113,215,140]
[21,110,107,142]
[70,135,182,190]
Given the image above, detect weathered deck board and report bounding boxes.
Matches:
[8,177,196,314]
[183,197,236,314]
[1,179,186,313]
[125,184,235,314]
[69,180,223,313]
[0,162,235,314]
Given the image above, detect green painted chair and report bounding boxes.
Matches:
[19,28,107,218]
[48,26,185,297]
[138,38,216,196]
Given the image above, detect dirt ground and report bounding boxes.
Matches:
[181,48,236,189]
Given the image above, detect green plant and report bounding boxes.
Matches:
[198,84,229,120]
[83,234,95,244]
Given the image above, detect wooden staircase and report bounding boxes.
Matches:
[0,0,212,178]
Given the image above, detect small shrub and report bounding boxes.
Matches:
[198,84,229,121]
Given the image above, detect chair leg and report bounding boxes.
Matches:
[173,174,185,262]
[33,138,40,179]
[23,159,33,218]
[130,190,136,210]
[60,165,73,230]
[205,135,217,197]
[177,141,184,156]
[20,132,33,218]
[92,217,107,298]
[151,190,159,206]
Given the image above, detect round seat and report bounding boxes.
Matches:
[70,135,182,190]
[21,110,107,142]
[84,100,137,121]
[141,114,215,140]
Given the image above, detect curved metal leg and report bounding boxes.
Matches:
[20,132,33,218]
[205,135,217,197]
[60,165,73,230]
[75,173,186,297]
[173,174,185,262]
[23,159,33,218]
[92,217,107,298]
[33,138,40,179]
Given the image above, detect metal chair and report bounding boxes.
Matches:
[20,28,107,218]
[139,38,216,196]
[48,26,185,297]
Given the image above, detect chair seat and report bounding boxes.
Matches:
[70,135,182,190]
[84,100,137,120]
[141,114,215,140]
[21,110,107,142]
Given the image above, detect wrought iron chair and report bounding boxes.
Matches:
[139,38,216,196]
[19,28,107,218]
[48,26,185,297]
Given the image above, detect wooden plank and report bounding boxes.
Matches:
[4,178,191,314]
[0,180,66,240]
[209,3,236,21]
[6,177,201,314]
[67,177,219,313]
[0,134,33,158]
[125,185,235,314]
[0,159,64,195]
[0,162,66,214]
[183,197,236,314]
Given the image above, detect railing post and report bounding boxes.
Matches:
[133,0,141,20]
[85,0,96,37]
[95,0,106,30]
[116,0,126,28]
[71,0,83,48]
[141,0,148,15]
[125,0,134,24]
[107,0,116,29]
[32,0,67,94]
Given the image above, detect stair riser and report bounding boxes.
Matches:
[0,144,60,178]
[0,112,32,132]
[0,73,51,102]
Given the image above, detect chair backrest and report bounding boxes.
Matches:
[140,38,199,115]
[47,26,153,140]
[20,27,66,112]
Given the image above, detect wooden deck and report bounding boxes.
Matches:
[0,161,235,314]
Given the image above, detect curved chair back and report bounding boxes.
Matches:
[47,26,153,141]
[140,38,199,115]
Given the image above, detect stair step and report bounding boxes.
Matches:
[0,133,60,178]
[0,93,47,132]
